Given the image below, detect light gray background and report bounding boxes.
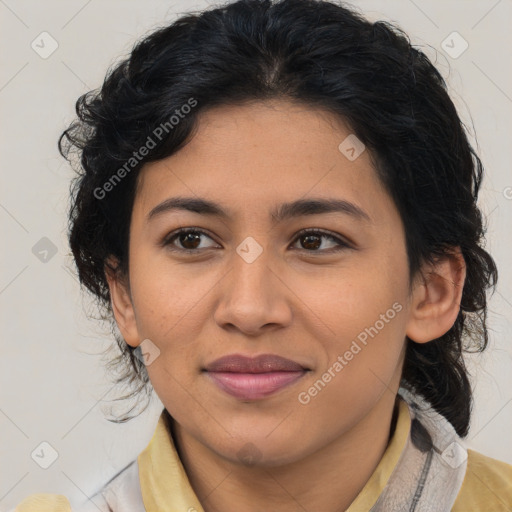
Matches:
[1,0,511,509]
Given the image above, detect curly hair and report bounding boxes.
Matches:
[59,0,497,437]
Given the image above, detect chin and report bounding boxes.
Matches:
[211,431,310,468]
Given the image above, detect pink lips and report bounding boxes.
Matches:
[204,354,308,400]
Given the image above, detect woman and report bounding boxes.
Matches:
[15,0,512,510]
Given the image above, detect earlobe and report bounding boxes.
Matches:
[406,249,466,344]
[104,256,141,348]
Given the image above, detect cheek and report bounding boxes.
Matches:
[128,258,222,395]
[306,253,408,342]
[129,249,211,335]
[308,252,409,386]
[296,290,407,425]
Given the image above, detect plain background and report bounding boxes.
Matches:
[1,0,511,509]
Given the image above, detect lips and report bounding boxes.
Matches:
[205,354,307,373]
[204,354,308,400]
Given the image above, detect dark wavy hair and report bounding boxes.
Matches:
[59,0,497,437]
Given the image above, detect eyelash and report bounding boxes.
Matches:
[161,227,352,255]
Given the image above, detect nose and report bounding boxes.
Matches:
[213,245,293,337]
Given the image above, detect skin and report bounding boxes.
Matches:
[106,99,466,512]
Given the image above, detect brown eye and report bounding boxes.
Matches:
[162,227,351,255]
[292,229,351,253]
[300,234,322,250]
[162,228,218,253]
[178,231,202,250]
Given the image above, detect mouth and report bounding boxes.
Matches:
[203,354,310,400]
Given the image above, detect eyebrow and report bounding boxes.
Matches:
[147,196,372,224]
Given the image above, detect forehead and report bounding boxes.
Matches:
[133,100,396,228]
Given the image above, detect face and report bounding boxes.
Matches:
[113,99,415,466]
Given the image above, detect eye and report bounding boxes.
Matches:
[290,228,351,253]
[162,228,219,254]
[161,227,352,255]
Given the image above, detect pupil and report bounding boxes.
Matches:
[178,233,322,251]
[302,235,320,250]
[181,232,200,249]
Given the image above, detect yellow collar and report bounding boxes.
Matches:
[137,399,411,511]
[346,398,411,511]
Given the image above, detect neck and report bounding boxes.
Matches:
[169,394,400,512]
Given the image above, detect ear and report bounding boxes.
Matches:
[104,256,141,348]
[406,248,466,343]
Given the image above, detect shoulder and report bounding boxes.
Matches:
[12,460,142,512]
[12,493,106,512]
[452,449,512,511]
[12,494,71,512]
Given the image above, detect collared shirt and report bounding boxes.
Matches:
[14,397,512,511]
